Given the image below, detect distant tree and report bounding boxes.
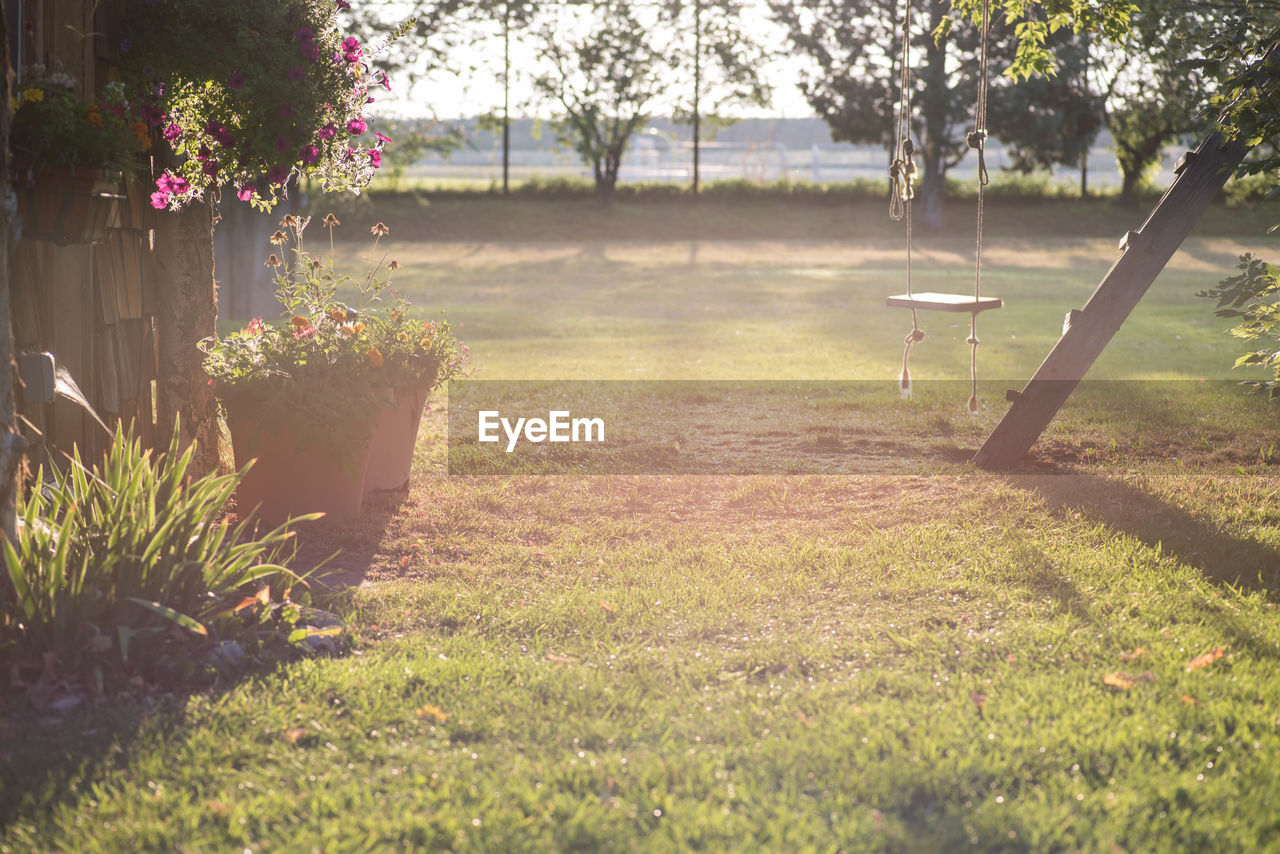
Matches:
[986,33,1103,188]
[773,0,1016,229]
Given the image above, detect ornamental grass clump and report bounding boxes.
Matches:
[123,0,408,211]
[0,422,311,687]
[201,214,467,452]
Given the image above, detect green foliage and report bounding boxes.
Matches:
[122,0,408,211]
[0,422,303,679]
[201,215,467,451]
[10,74,149,174]
[1198,253,1280,397]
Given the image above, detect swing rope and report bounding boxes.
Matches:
[888,0,922,398]
[964,0,991,415]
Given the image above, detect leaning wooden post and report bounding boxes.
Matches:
[971,129,1251,471]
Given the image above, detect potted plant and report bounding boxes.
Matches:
[200,215,387,524]
[10,72,147,244]
[363,288,469,493]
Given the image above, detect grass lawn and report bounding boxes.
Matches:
[5,196,1280,851]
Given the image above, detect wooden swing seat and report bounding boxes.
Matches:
[886,292,1003,313]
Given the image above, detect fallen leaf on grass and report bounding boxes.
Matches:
[208,801,231,818]
[1181,695,1199,705]
[283,727,308,745]
[1005,654,1017,664]
[599,600,615,614]
[1118,648,1146,662]
[1187,647,1225,671]
[400,556,411,569]
[1103,672,1135,690]
[970,691,987,718]
[416,703,449,723]
[546,653,576,664]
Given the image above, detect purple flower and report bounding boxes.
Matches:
[375,132,392,145]
[150,190,169,209]
[288,66,305,82]
[228,71,246,90]
[202,160,220,177]
[300,145,320,166]
[274,136,291,152]
[269,165,290,185]
[378,73,392,92]
[368,149,381,168]
[294,26,314,42]
[300,43,320,63]
[343,147,356,162]
[204,120,222,136]
[119,39,132,52]
[279,101,293,118]
[163,122,181,142]
[216,129,236,148]
[318,123,337,141]
[197,144,212,161]
[139,103,166,127]
[347,118,367,135]
[336,0,350,9]
[237,185,256,202]
[342,37,362,63]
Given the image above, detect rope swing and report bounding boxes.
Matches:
[885,0,1001,413]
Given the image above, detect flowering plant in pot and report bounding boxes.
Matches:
[362,279,469,493]
[199,214,390,524]
[122,0,402,211]
[9,72,149,243]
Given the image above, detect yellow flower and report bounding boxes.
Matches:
[396,331,409,343]
[366,347,384,369]
[22,88,44,104]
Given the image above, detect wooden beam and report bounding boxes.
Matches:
[971,130,1251,471]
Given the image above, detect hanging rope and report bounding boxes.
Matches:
[964,0,991,415]
[889,0,922,399]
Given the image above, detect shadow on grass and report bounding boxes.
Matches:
[1009,474,1280,658]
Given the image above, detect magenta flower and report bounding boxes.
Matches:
[300,145,320,166]
[343,147,356,162]
[237,185,256,202]
[294,26,314,42]
[279,101,293,118]
[288,66,305,82]
[342,37,362,63]
[347,117,367,135]
[274,136,291,152]
[269,165,290,185]
[138,103,167,127]
[378,73,392,92]
[204,120,222,135]
[336,0,350,9]
[228,71,246,90]
[202,160,220,177]
[368,150,381,168]
[375,132,392,145]
[300,43,320,63]
[163,123,181,142]
[168,175,191,195]
[108,103,128,117]
[197,144,212,161]
[150,190,169,209]
[318,123,338,141]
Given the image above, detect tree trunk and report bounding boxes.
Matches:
[916,1,950,231]
[0,0,24,540]
[153,200,220,478]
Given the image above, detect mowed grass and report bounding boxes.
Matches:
[6,196,1280,851]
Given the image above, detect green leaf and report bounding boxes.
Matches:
[127,598,208,636]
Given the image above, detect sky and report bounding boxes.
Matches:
[375,3,819,120]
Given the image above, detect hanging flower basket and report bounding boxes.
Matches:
[15,164,123,246]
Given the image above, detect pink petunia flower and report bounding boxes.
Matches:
[301,43,320,63]
[228,71,246,89]
[318,123,338,141]
[163,123,181,142]
[237,185,256,202]
[336,0,350,9]
[294,27,314,43]
[375,132,392,145]
[279,101,293,118]
[368,149,381,168]
[269,165,290,184]
[378,73,392,92]
[150,190,170,209]
[300,145,320,166]
[202,160,220,177]
[347,117,367,135]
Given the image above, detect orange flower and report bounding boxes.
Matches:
[329,309,346,322]
[366,347,384,368]
[386,259,402,270]
[291,315,310,329]
[85,111,104,127]
[351,323,365,334]
[270,230,288,245]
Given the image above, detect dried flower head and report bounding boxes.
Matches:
[370,221,389,237]
[386,259,402,271]
[280,214,299,228]
[265,254,281,267]
[270,230,287,245]
[323,213,341,228]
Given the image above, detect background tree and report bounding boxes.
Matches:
[774,0,1022,229]
[0,0,20,539]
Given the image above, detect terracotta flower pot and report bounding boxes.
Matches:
[227,415,374,526]
[15,164,120,246]
[364,385,429,493]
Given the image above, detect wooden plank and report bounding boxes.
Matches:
[971,130,1252,471]
[886,292,1003,313]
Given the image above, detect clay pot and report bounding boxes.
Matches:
[227,415,374,526]
[15,164,120,246]
[364,385,429,493]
